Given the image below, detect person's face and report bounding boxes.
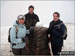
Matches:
[18,19,24,24]
[53,14,59,22]
[29,8,34,14]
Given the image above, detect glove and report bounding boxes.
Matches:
[22,38,25,42]
[12,43,16,46]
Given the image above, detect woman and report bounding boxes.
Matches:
[47,12,67,56]
[10,15,30,55]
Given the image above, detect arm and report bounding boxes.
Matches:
[47,22,53,34]
[36,15,40,22]
[10,27,23,44]
[47,26,51,34]
[47,22,53,42]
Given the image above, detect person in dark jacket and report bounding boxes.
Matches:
[47,12,67,56]
[24,5,40,54]
[24,5,40,29]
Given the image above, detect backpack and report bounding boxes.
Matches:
[8,27,18,43]
[63,25,67,40]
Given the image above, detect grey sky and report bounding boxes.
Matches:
[1,1,74,27]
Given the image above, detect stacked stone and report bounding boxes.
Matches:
[27,27,50,55]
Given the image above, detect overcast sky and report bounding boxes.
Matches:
[1,1,74,27]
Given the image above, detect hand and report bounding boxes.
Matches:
[29,27,34,34]
[22,38,25,42]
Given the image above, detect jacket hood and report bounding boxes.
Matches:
[13,21,25,27]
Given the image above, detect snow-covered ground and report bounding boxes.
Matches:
[0,24,74,56]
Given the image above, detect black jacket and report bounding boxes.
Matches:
[48,20,66,47]
[24,13,39,29]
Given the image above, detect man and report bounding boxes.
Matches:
[47,12,67,56]
[24,5,40,54]
[24,5,40,29]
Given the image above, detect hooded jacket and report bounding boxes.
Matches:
[10,21,29,49]
[48,20,66,47]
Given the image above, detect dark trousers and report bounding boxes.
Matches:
[52,45,62,56]
[12,47,27,55]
